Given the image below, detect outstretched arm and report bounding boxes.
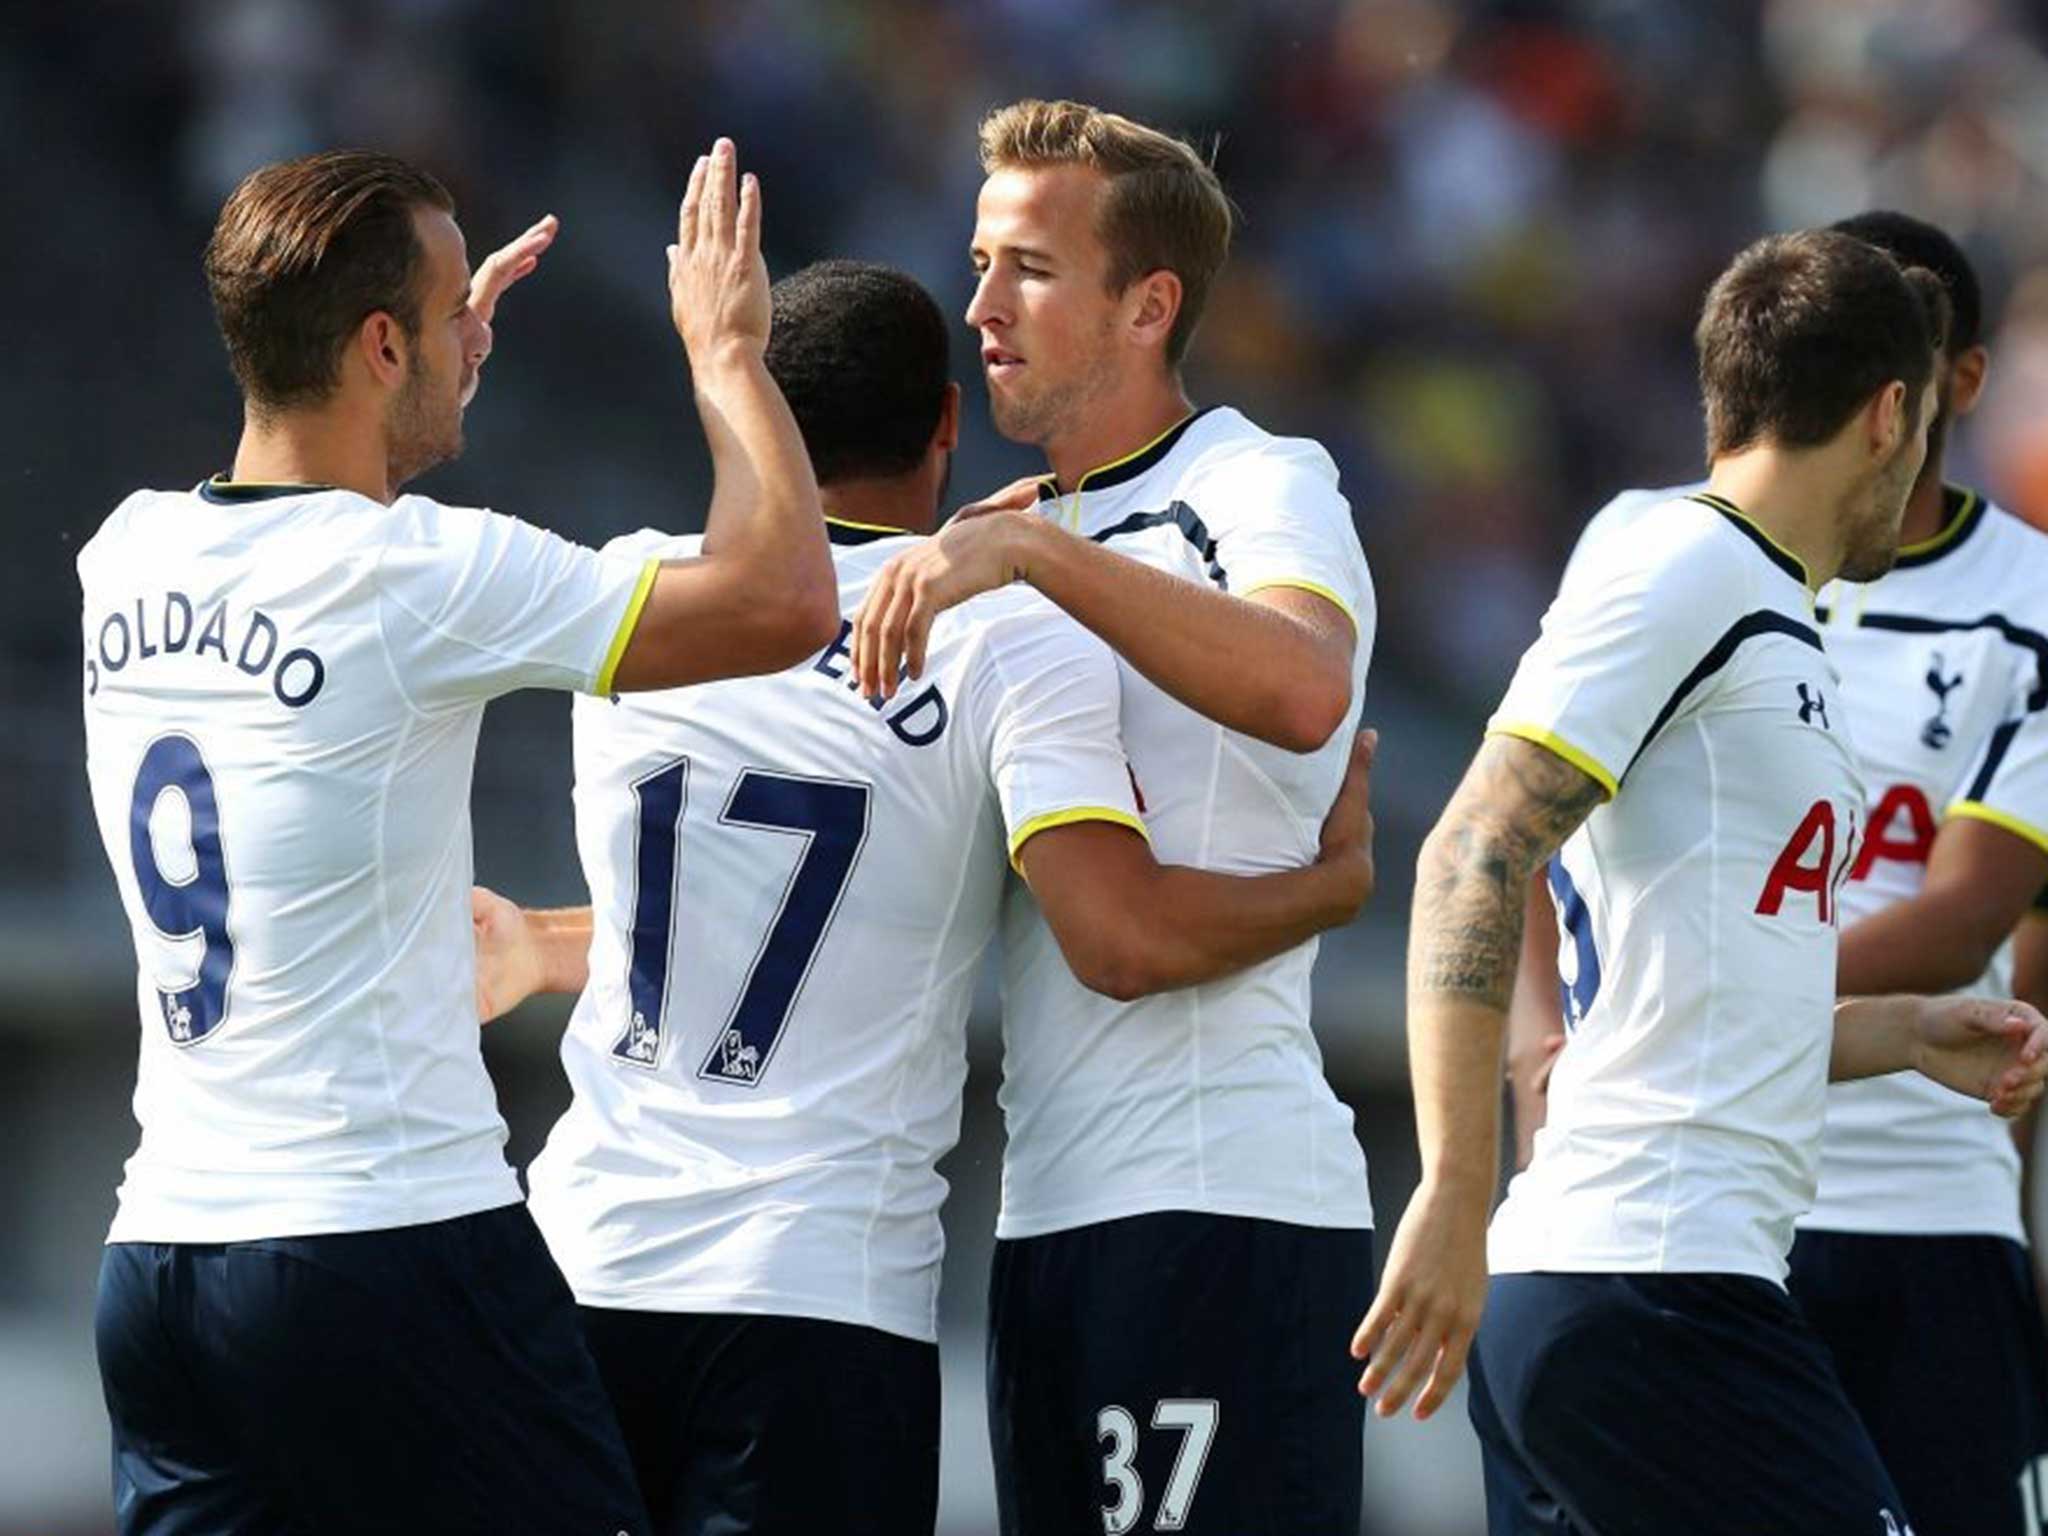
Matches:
[1351,734,1607,1421]
[609,140,838,693]
[1020,732,1376,999]
[1830,993,2047,1112]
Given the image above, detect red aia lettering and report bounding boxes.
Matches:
[1847,784,1936,881]
[1757,800,1837,922]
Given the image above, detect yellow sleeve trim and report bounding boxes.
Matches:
[592,558,661,695]
[1944,800,2048,860]
[1486,722,1618,799]
[1007,805,1150,874]
[1240,578,1359,632]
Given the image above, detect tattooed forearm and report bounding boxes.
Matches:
[1409,735,1608,1012]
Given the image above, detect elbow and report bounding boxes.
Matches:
[1269,672,1352,754]
[1064,932,1164,1002]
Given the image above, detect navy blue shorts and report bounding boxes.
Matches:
[986,1211,1373,1536]
[1791,1229,2048,1535]
[1470,1271,1910,1536]
[576,1306,939,1536]
[96,1202,648,1536]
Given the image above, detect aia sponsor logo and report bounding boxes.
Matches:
[1755,800,1860,923]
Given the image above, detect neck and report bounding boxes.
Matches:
[230,403,394,504]
[1704,445,1847,589]
[1896,458,1951,547]
[1043,374,1192,491]
[820,477,935,536]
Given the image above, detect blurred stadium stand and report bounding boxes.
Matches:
[8,1,2048,1530]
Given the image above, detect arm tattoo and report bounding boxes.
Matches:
[1410,736,1607,1012]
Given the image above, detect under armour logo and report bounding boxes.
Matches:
[1921,651,1963,749]
[1796,682,1829,730]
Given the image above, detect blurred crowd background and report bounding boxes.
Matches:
[7,1,2048,1531]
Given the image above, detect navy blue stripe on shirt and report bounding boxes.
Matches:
[1623,610,1824,782]
[1090,501,1229,589]
[1966,718,2024,803]
[1848,612,2048,713]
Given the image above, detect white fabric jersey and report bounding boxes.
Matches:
[995,405,1377,1240]
[1582,487,2048,1242]
[1488,493,1866,1284]
[525,524,1145,1343]
[79,481,653,1243]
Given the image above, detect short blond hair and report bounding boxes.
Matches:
[979,98,1234,367]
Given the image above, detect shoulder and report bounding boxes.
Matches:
[1176,407,1341,495]
[78,488,173,583]
[951,584,1116,686]
[1975,498,2048,574]
[1555,495,1772,633]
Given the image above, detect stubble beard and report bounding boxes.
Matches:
[1836,435,1922,583]
[385,351,464,491]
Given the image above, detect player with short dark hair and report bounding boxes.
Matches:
[83,141,836,1536]
[1356,229,2048,1536]
[1509,212,2048,1533]
[846,98,1376,1535]
[471,258,1378,1536]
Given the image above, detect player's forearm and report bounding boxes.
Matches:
[1838,891,2004,996]
[1829,995,1927,1082]
[690,345,836,626]
[1018,518,1351,752]
[524,905,594,995]
[1114,856,1363,998]
[1407,825,1525,1190]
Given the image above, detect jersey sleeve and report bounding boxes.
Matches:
[1946,702,2048,858]
[375,501,658,709]
[1184,436,1374,633]
[968,597,1148,870]
[1488,516,1752,797]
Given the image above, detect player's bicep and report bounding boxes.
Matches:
[1244,583,1358,659]
[1922,813,2048,943]
[1432,733,1608,885]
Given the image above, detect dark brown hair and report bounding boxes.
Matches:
[980,99,1234,368]
[1696,230,1950,458]
[204,150,454,413]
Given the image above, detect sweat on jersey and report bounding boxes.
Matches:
[993,405,1377,1240]
[79,481,655,1243]
[1583,486,2048,1244]
[1486,493,1866,1285]
[523,521,1146,1344]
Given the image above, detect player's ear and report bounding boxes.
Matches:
[355,311,410,390]
[934,381,962,454]
[1948,345,1990,418]
[1125,269,1182,360]
[1869,379,1908,459]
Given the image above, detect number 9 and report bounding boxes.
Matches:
[128,734,236,1044]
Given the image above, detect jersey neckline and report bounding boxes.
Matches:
[1688,492,1812,589]
[824,516,909,546]
[1033,406,1215,501]
[1890,485,1984,570]
[196,477,339,505]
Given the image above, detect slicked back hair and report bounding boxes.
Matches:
[979,98,1234,368]
[204,150,454,413]
[764,261,950,485]
[1696,230,1950,459]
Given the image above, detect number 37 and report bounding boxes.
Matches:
[1099,1399,1219,1534]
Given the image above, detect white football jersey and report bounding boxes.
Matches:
[1487,492,1866,1284]
[995,406,1377,1240]
[79,480,654,1243]
[525,522,1145,1343]
[1808,488,2048,1239]
[1580,487,2048,1242]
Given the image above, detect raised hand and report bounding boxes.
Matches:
[668,138,770,364]
[462,215,558,405]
